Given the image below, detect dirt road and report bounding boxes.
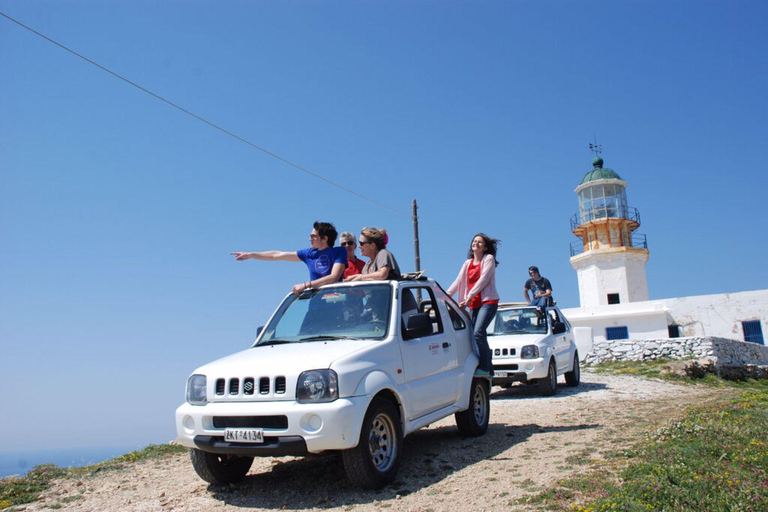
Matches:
[20,372,732,512]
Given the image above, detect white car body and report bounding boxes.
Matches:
[175,278,490,488]
[488,303,589,394]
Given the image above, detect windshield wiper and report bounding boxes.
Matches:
[257,339,292,346]
[298,335,349,342]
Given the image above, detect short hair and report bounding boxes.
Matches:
[314,221,338,246]
[529,266,540,274]
[340,231,356,245]
[360,227,388,250]
[467,233,500,266]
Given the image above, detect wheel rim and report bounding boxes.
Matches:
[367,412,397,472]
[472,383,487,425]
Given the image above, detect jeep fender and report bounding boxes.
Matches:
[456,351,480,411]
[350,370,405,435]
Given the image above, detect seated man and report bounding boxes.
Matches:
[523,266,553,317]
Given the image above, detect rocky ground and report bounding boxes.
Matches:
[15,371,734,512]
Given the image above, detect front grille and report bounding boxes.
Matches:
[212,416,288,429]
[213,376,288,396]
[259,377,270,394]
[275,376,286,393]
[494,348,517,356]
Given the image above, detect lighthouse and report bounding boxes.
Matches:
[569,157,649,308]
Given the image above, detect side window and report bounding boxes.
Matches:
[444,301,466,330]
[401,287,443,338]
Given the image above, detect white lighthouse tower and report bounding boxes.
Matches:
[569,156,649,308]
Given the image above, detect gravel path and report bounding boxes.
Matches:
[19,372,733,512]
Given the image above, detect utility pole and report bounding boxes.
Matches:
[412,199,421,273]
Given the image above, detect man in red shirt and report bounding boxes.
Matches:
[340,231,365,279]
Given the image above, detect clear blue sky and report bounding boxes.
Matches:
[1,1,766,454]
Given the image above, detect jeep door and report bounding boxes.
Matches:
[398,285,460,419]
[549,308,573,371]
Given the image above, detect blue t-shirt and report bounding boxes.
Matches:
[296,247,348,281]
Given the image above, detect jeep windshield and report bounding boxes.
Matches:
[257,284,392,345]
[490,307,547,335]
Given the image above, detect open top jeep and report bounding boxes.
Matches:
[488,302,585,396]
[175,276,490,489]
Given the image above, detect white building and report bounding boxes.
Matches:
[561,157,767,347]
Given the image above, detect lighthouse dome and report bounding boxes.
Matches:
[580,157,622,185]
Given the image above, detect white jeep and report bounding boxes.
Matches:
[175,277,489,489]
[488,303,592,396]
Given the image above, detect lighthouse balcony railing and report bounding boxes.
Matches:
[570,206,641,231]
[570,233,648,256]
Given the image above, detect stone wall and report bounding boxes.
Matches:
[584,336,768,369]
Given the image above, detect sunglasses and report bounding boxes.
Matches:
[340,241,355,247]
[359,241,374,246]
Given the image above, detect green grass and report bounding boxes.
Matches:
[593,358,768,390]
[519,360,768,512]
[0,444,187,509]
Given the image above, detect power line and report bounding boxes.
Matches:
[0,10,410,217]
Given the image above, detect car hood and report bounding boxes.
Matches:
[487,333,548,347]
[193,338,382,376]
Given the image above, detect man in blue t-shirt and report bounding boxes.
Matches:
[231,221,347,294]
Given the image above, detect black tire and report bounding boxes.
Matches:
[455,378,490,437]
[565,352,580,387]
[537,359,557,396]
[342,396,402,489]
[189,449,253,485]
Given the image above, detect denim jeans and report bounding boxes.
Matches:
[528,297,550,309]
[470,303,497,373]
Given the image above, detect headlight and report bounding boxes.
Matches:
[297,369,338,403]
[520,345,539,359]
[186,374,207,405]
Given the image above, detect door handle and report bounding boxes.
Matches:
[442,342,451,348]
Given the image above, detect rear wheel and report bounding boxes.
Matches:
[342,397,402,489]
[189,449,253,484]
[455,378,490,436]
[565,352,580,387]
[537,359,557,396]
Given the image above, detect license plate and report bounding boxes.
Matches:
[495,371,508,378]
[224,428,264,443]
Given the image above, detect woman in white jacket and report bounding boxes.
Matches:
[447,233,500,377]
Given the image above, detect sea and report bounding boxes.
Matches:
[0,446,140,478]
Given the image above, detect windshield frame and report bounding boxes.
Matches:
[489,306,549,336]
[255,283,394,346]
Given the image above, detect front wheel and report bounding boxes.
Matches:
[537,359,558,396]
[455,378,490,437]
[342,397,402,489]
[565,352,580,387]
[189,449,253,484]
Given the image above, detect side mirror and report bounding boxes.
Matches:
[405,312,433,339]
[419,299,434,313]
[552,322,566,335]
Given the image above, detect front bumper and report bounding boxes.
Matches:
[176,395,369,455]
[491,356,549,385]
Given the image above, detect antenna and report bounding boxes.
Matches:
[589,134,603,157]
